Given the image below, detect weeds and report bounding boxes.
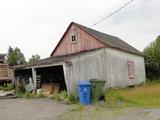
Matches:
[16,90,76,104]
[0,84,14,91]
[50,91,67,101]
[105,81,160,107]
[16,92,45,99]
[51,91,76,104]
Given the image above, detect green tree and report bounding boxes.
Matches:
[7,46,26,65]
[29,54,40,64]
[143,35,160,80]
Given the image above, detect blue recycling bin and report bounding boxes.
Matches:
[78,81,91,105]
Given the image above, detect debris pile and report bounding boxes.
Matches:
[15,76,34,93]
[0,90,16,98]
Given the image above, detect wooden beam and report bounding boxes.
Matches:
[32,67,37,91]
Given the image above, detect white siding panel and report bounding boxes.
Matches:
[64,48,146,95]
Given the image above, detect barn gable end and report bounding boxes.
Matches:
[51,22,143,57]
[51,23,106,57]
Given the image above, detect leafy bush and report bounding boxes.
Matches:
[143,35,160,80]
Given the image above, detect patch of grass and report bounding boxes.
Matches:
[70,104,84,112]
[0,84,14,91]
[50,91,67,101]
[65,93,76,104]
[16,90,76,103]
[35,93,46,98]
[105,81,160,107]
[50,91,76,104]
[56,105,122,120]
[54,91,67,100]
[16,92,45,99]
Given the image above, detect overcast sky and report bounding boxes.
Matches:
[0,0,159,60]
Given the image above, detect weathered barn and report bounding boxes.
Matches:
[12,22,146,95]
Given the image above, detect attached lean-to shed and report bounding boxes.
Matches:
[12,22,146,95]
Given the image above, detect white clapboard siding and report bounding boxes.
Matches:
[64,47,146,95]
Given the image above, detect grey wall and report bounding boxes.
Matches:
[64,48,146,95]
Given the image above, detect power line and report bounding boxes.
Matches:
[90,0,134,27]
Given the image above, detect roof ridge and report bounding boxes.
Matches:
[72,22,143,56]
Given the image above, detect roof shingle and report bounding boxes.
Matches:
[74,22,143,56]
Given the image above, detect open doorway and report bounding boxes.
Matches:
[15,69,32,78]
[14,69,33,92]
[36,65,67,92]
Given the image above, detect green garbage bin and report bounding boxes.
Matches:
[90,79,106,102]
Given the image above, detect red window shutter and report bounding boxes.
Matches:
[127,61,134,79]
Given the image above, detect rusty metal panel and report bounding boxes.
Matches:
[53,24,106,57]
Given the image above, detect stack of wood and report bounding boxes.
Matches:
[41,83,60,96]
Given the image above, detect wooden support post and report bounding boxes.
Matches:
[10,69,15,85]
[32,68,37,91]
[15,77,20,93]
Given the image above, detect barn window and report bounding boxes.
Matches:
[71,33,77,43]
[127,61,134,79]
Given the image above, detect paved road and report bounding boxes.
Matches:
[0,98,72,120]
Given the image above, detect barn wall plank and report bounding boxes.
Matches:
[65,48,146,95]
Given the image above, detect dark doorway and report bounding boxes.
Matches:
[15,69,32,78]
[14,69,33,92]
[36,65,66,91]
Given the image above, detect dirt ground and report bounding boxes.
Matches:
[0,98,73,120]
[0,98,160,120]
[56,105,160,120]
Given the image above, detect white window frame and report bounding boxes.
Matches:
[71,33,77,44]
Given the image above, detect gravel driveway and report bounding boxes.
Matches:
[56,104,160,120]
[0,98,73,120]
[1,98,160,120]
[113,108,160,120]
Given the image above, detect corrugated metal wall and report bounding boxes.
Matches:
[64,48,146,95]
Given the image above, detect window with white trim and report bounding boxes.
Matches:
[71,33,77,43]
[127,61,134,79]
